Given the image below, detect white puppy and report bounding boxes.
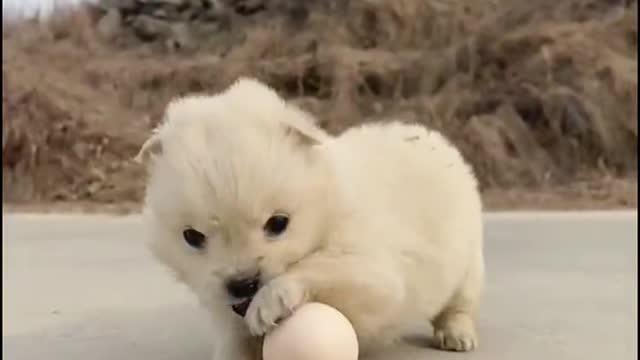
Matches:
[137,78,485,359]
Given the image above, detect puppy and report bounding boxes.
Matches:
[137,78,485,359]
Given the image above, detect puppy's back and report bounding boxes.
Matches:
[323,121,482,248]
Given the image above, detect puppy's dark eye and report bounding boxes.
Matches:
[264,214,289,237]
[183,228,206,249]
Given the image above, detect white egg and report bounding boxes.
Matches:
[263,302,359,360]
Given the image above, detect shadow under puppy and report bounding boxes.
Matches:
[136,78,485,360]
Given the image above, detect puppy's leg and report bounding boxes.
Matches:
[245,252,405,349]
[431,251,484,352]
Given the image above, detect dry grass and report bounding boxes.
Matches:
[2,0,637,210]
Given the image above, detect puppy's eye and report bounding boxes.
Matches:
[263,214,289,237]
[183,228,206,249]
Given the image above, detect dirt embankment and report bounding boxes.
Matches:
[2,0,637,212]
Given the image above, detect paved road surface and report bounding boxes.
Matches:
[3,211,637,360]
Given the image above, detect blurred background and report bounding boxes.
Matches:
[2,0,637,213]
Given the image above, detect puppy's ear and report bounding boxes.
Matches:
[225,77,280,102]
[283,123,323,147]
[134,132,163,164]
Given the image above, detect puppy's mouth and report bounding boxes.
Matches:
[231,297,253,317]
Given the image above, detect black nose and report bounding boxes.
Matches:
[225,275,260,299]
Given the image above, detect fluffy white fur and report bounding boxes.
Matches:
[138,78,485,359]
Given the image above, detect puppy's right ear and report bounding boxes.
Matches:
[134,132,163,164]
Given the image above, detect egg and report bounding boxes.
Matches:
[262,302,359,360]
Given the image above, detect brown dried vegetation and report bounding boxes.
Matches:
[2,0,637,210]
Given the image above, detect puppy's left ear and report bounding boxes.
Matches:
[134,132,163,164]
[283,124,323,147]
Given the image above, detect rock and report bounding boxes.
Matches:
[101,0,138,10]
[139,0,187,5]
[185,0,206,9]
[131,15,172,41]
[96,9,122,39]
[199,3,228,22]
[178,8,199,21]
[166,22,194,51]
[151,8,169,18]
[225,0,266,16]
[95,0,264,49]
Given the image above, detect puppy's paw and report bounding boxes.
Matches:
[245,276,308,336]
[432,314,478,352]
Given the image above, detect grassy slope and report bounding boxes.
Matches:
[2,0,637,211]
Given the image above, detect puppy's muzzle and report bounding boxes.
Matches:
[226,274,261,317]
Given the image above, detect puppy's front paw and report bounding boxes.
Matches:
[432,313,478,352]
[244,276,308,336]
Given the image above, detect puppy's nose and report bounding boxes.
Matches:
[225,275,260,298]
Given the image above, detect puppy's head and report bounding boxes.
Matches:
[137,78,332,315]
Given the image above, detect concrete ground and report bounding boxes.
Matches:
[2,211,638,360]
